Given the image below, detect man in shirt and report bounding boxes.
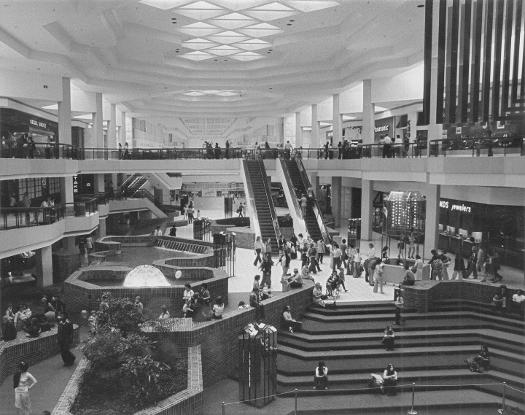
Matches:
[382,134,392,158]
[260,253,274,289]
[364,243,378,283]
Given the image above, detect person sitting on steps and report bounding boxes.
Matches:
[313,361,328,390]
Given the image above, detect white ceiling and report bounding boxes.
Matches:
[0,0,425,118]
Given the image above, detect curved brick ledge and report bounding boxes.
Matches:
[0,325,79,384]
[52,345,203,415]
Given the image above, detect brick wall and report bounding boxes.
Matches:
[0,325,79,384]
[53,251,81,284]
[145,282,314,387]
[64,267,229,318]
[52,345,203,415]
[403,280,521,312]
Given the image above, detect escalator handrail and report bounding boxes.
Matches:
[279,159,304,220]
[241,160,261,241]
[294,158,331,244]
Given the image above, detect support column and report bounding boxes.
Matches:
[61,176,75,216]
[94,174,105,193]
[311,104,319,148]
[309,172,319,195]
[362,79,375,144]
[109,103,117,148]
[331,176,342,227]
[277,117,284,144]
[111,173,118,190]
[360,180,373,241]
[120,111,127,145]
[98,218,107,238]
[424,184,440,260]
[58,77,72,145]
[426,0,443,154]
[295,112,302,147]
[94,92,104,148]
[36,246,53,288]
[332,93,341,144]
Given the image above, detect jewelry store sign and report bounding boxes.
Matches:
[439,200,472,213]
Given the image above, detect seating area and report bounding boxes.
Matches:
[276,301,525,413]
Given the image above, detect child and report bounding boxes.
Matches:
[337,267,348,292]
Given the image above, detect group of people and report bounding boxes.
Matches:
[2,295,67,342]
[179,283,224,320]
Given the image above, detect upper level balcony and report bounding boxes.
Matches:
[1,138,524,187]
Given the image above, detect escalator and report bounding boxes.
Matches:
[281,159,330,243]
[241,160,280,253]
[121,174,148,197]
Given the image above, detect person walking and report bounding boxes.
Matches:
[451,252,466,280]
[253,236,263,266]
[13,361,37,415]
[316,239,326,264]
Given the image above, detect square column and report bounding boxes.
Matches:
[311,104,319,148]
[332,94,341,144]
[95,174,105,193]
[94,92,104,148]
[277,117,284,144]
[295,112,302,147]
[109,103,117,148]
[58,77,71,145]
[309,172,319,195]
[424,184,441,260]
[61,176,75,216]
[36,246,53,288]
[360,179,373,241]
[331,176,342,227]
[120,111,127,145]
[362,79,375,144]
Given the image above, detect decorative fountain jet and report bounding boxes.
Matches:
[123,265,171,287]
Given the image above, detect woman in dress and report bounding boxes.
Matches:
[13,361,37,415]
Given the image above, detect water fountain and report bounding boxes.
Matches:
[123,265,171,287]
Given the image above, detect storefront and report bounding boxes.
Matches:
[0,108,58,144]
[438,198,524,269]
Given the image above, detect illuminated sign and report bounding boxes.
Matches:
[73,175,79,194]
[30,119,47,129]
[440,199,472,214]
[374,125,390,133]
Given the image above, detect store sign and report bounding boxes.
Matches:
[73,175,79,194]
[440,199,472,213]
[30,119,47,129]
[374,117,394,141]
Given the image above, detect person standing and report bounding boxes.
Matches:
[134,296,144,315]
[13,361,37,415]
[237,202,244,217]
[373,259,386,294]
[316,239,326,264]
[300,194,307,217]
[260,253,274,289]
[57,314,76,366]
[264,238,273,257]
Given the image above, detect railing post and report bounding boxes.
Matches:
[498,382,506,414]
[294,388,298,415]
[407,382,417,415]
[221,401,226,415]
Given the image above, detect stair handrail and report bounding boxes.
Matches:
[256,159,281,243]
[120,173,140,190]
[294,158,331,244]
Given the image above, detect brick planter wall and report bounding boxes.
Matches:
[402,280,521,312]
[0,325,79,384]
[145,282,314,387]
[52,345,203,415]
[64,266,229,317]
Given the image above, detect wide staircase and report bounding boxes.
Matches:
[282,159,326,242]
[242,160,279,253]
[276,301,525,414]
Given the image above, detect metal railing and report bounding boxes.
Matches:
[0,205,65,230]
[1,139,523,162]
[219,381,524,415]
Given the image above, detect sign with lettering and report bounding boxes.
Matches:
[30,119,47,129]
[73,175,79,194]
[440,199,472,214]
[374,117,394,142]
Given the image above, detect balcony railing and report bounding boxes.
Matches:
[1,138,524,162]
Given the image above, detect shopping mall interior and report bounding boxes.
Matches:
[0,0,524,414]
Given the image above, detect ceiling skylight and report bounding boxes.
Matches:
[181,50,214,61]
[148,0,341,62]
[183,89,243,97]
